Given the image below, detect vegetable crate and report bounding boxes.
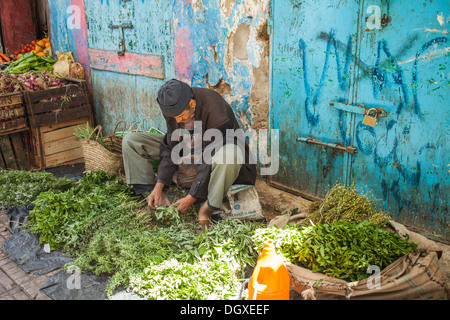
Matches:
[0,92,28,135]
[30,116,91,169]
[0,131,32,170]
[24,78,94,169]
[24,78,93,128]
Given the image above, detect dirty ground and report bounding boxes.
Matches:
[0,164,449,299]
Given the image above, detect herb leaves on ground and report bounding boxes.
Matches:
[0,169,74,209]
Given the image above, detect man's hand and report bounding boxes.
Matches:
[146,182,170,210]
[174,194,197,214]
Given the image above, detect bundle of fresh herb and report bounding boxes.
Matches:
[73,123,111,151]
[252,220,417,282]
[129,258,241,300]
[26,171,134,254]
[306,183,391,227]
[0,169,74,209]
[21,170,262,300]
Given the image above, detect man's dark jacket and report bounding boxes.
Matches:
[156,87,256,201]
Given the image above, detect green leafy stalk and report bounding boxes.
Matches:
[252,220,417,282]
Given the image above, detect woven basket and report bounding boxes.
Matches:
[80,125,124,176]
[103,120,127,154]
[114,116,164,137]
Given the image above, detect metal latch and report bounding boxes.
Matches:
[108,23,134,56]
[297,137,357,154]
[330,101,387,118]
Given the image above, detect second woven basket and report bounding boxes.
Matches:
[80,125,124,176]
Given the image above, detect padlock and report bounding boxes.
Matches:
[363,108,378,127]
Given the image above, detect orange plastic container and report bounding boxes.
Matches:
[248,240,290,300]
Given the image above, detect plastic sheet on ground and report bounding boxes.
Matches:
[2,205,143,300]
[39,270,144,300]
[2,206,74,275]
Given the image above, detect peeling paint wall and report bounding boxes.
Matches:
[48,0,270,134]
[173,0,271,130]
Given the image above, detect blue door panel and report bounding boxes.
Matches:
[270,0,359,198]
[352,0,449,236]
[270,0,449,236]
[85,0,173,134]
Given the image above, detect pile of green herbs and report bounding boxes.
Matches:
[27,170,134,254]
[253,220,417,282]
[16,170,261,299]
[0,169,74,209]
[71,210,261,298]
[305,183,391,227]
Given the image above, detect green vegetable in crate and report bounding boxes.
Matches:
[252,220,417,282]
[4,52,56,74]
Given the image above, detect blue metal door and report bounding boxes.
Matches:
[84,0,174,134]
[270,0,449,236]
[270,0,360,199]
[352,0,449,236]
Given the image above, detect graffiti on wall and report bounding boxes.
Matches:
[296,28,448,224]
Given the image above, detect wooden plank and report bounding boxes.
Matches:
[25,83,85,103]
[34,105,90,127]
[43,123,85,143]
[88,48,164,79]
[0,106,26,120]
[30,116,89,169]
[44,147,84,167]
[30,127,43,168]
[39,116,90,134]
[10,132,29,170]
[0,148,5,168]
[44,135,81,156]
[0,93,23,108]
[31,94,88,114]
[0,117,28,136]
[0,136,18,169]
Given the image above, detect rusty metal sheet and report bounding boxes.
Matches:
[88,48,164,79]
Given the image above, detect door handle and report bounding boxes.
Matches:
[108,23,134,56]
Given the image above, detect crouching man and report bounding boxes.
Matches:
[122,79,256,232]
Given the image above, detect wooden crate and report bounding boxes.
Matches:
[24,78,94,128]
[31,116,90,169]
[0,92,28,135]
[24,77,94,169]
[0,131,32,170]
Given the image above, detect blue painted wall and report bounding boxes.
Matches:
[47,0,448,236]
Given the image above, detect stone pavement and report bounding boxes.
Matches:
[0,210,53,300]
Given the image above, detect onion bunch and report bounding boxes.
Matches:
[0,71,65,94]
[12,71,65,92]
